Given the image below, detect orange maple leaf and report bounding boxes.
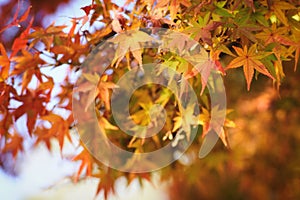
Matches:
[226,44,274,90]
[0,43,10,81]
[93,169,117,199]
[40,113,71,151]
[156,0,191,20]
[13,89,47,134]
[73,148,94,182]
[2,134,23,158]
[11,18,34,58]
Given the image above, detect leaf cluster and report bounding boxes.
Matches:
[0,0,299,198]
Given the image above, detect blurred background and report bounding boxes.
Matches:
[167,61,300,200]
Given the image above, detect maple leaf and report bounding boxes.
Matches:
[111,18,123,33]
[2,133,23,158]
[93,169,117,199]
[0,3,31,34]
[73,148,94,182]
[130,106,152,126]
[0,83,17,136]
[159,30,199,56]
[98,116,118,141]
[172,103,199,141]
[231,20,261,43]
[109,30,154,68]
[11,51,43,75]
[210,49,226,74]
[28,24,67,51]
[68,15,89,37]
[124,172,151,187]
[40,113,71,151]
[11,50,46,93]
[291,45,300,71]
[97,81,120,111]
[156,0,191,20]
[76,73,119,112]
[0,43,10,81]
[18,5,32,23]
[198,106,232,157]
[256,25,294,46]
[256,23,295,83]
[226,44,274,90]
[13,89,47,134]
[184,49,225,96]
[56,78,74,106]
[262,0,296,26]
[81,4,97,15]
[199,106,231,138]
[34,126,53,151]
[185,57,224,96]
[11,17,34,58]
[184,12,222,45]
[51,45,75,59]
[128,102,166,140]
[289,30,300,71]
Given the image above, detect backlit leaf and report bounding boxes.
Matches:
[227,44,274,90]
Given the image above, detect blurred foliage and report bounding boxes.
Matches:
[0,0,70,47]
[168,61,300,200]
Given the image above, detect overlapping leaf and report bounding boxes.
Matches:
[109,31,154,68]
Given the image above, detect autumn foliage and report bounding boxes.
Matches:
[1,0,300,199]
